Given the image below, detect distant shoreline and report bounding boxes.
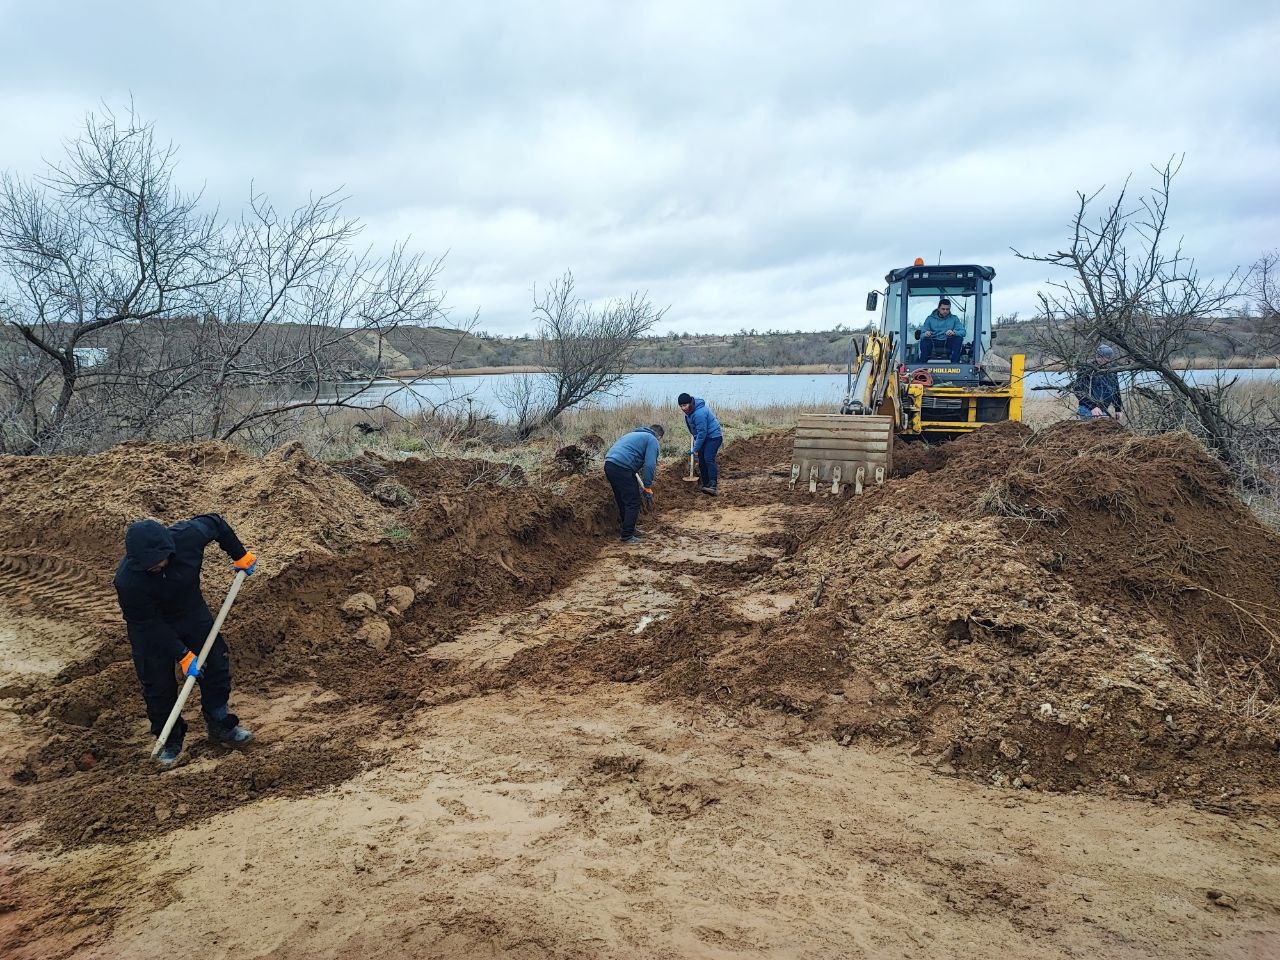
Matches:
[387,363,848,378]
[386,356,1279,379]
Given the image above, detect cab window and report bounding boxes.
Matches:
[906,291,973,362]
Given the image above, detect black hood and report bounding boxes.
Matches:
[124,519,175,572]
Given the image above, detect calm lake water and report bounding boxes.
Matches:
[321,368,1278,420]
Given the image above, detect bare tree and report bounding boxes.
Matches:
[0,107,228,453]
[0,106,453,455]
[503,271,665,438]
[492,371,545,438]
[1014,158,1255,473]
[1249,250,1279,358]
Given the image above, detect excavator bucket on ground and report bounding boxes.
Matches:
[790,414,893,495]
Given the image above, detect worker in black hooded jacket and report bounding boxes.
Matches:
[114,514,258,766]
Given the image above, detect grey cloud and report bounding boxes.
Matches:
[1,0,1277,334]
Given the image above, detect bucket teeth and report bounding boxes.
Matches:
[790,414,893,498]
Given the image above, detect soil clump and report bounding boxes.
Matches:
[0,441,395,573]
[4,421,1280,958]
[508,422,1280,808]
[1,440,615,849]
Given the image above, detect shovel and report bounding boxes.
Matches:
[635,473,653,513]
[682,443,700,483]
[149,570,248,759]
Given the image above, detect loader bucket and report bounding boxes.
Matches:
[790,414,893,495]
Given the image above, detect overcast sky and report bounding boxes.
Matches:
[2,1,1277,335]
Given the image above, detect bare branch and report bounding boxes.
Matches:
[1014,158,1257,476]
[501,270,665,438]
[0,108,451,454]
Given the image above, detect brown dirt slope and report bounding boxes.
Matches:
[1,442,615,850]
[508,421,1280,807]
[0,440,395,572]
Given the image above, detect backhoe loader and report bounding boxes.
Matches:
[791,260,1026,494]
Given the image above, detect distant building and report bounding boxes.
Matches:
[73,346,108,368]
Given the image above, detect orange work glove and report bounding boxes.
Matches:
[178,651,201,678]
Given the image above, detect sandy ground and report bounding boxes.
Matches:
[3,485,1280,958]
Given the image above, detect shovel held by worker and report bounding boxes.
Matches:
[149,569,248,759]
[683,442,699,483]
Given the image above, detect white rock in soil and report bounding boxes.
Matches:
[341,592,378,617]
[385,585,415,614]
[356,618,392,652]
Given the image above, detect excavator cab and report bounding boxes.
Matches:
[791,260,1025,495]
[889,264,994,380]
[877,263,1023,434]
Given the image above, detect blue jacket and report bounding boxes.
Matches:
[683,398,722,452]
[921,310,965,339]
[114,514,248,660]
[604,428,661,486]
[1072,364,1123,411]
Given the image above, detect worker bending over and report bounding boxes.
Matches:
[114,514,258,766]
[603,424,664,544]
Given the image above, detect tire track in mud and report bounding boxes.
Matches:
[0,553,121,624]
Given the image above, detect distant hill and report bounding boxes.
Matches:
[380,325,882,373]
[380,317,1279,374]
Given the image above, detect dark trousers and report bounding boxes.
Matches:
[130,631,233,747]
[604,460,642,539]
[920,335,963,363]
[698,436,723,489]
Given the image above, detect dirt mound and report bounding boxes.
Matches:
[989,426,1280,674]
[229,473,616,685]
[0,440,395,575]
[753,421,1280,800]
[552,444,595,475]
[335,452,527,503]
[508,421,1280,807]
[662,430,794,484]
[890,422,1031,479]
[721,429,795,469]
[2,440,616,850]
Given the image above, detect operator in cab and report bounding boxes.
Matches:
[918,298,966,363]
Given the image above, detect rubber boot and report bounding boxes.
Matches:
[206,713,255,746]
[157,732,185,768]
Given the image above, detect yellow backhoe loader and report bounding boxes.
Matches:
[791,260,1026,494]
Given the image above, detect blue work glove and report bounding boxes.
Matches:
[178,651,203,679]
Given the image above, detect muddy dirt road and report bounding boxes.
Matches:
[3,429,1279,958]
